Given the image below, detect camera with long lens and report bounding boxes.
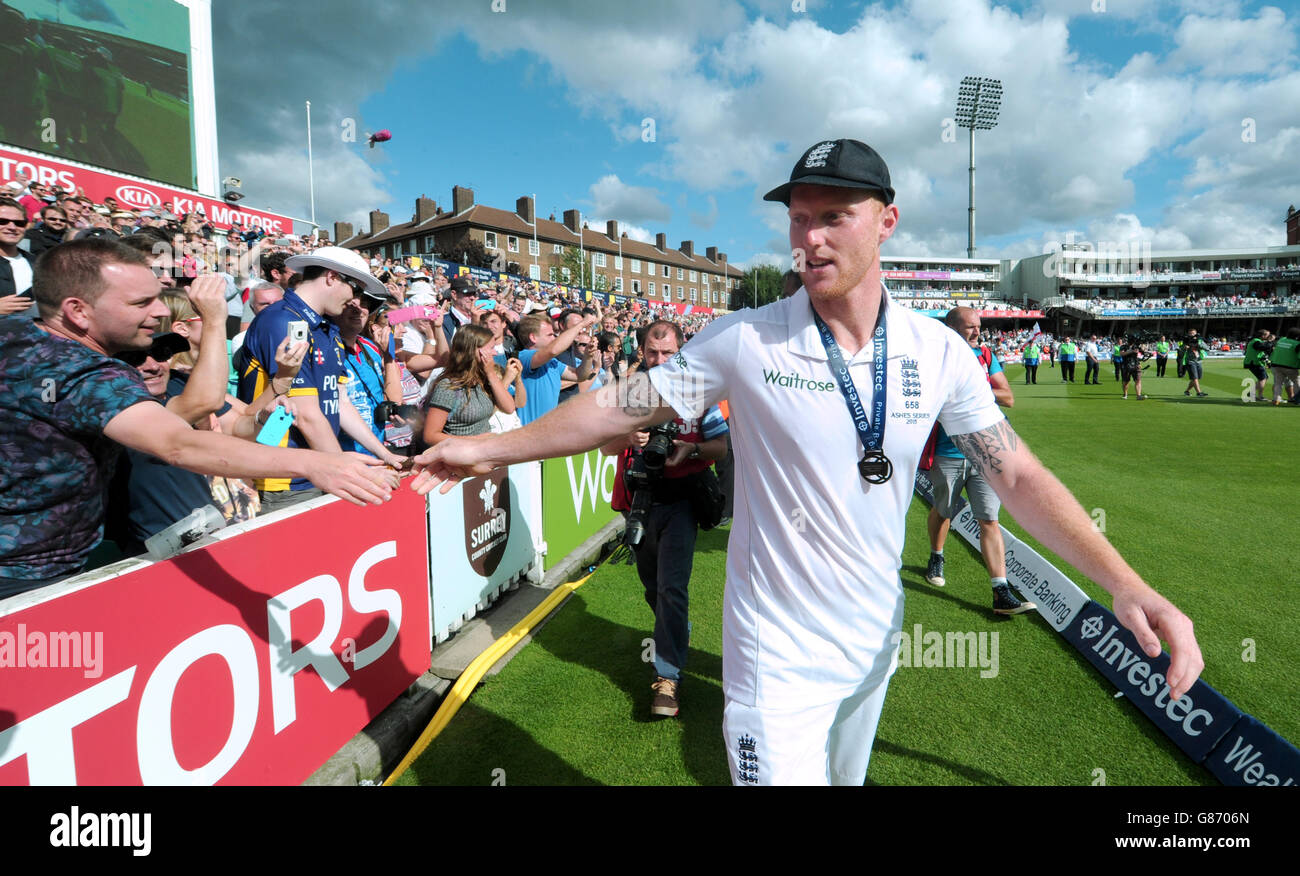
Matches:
[622,420,680,547]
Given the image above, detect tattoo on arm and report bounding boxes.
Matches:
[950,420,1019,478]
[618,371,656,419]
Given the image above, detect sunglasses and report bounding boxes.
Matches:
[334,271,366,297]
[0,217,28,228]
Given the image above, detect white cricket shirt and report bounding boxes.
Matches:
[649,288,1003,708]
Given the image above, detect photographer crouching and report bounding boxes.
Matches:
[600,320,729,719]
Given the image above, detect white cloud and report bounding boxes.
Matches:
[739,251,793,271]
[1169,6,1296,76]
[214,0,1300,258]
[586,175,672,224]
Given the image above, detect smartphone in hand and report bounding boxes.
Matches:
[256,406,295,446]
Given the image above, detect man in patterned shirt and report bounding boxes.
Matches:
[0,239,397,599]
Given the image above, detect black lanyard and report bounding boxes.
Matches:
[812,305,893,484]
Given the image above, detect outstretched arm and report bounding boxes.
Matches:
[949,420,1203,699]
[411,370,676,494]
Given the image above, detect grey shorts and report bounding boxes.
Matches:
[1185,359,1203,380]
[931,455,1001,521]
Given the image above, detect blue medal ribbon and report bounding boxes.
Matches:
[811,305,892,484]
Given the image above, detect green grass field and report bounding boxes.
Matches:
[398,357,1299,786]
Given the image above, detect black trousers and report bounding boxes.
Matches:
[1061,360,1076,381]
[1024,363,1038,384]
[1155,356,1167,376]
[1084,360,1100,383]
[631,499,697,681]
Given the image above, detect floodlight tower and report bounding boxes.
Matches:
[954,76,1002,259]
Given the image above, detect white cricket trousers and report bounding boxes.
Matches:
[722,671,895,786]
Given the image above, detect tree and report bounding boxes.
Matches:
[447,233,495,269]
[737,264,786,309]
[558,246,608,291]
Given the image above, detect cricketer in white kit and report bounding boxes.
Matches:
[410,139,1204,786]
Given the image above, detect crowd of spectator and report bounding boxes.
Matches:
[896,296,1022,312]
[1064,293,1300,313]
[0,177,726,595]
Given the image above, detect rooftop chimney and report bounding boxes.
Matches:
[655,233,667,251]
[706,246,718,263]
[680,240,694,258]
[369,210,389,235]
[334,221,354,243]
[606,219,619,239]
[414,196,438,223]
[563,209,582,234]
[452,185,474,214]
[516,195,535,224]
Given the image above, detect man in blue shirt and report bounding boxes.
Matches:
[507,312,598,425]
[925,307,1035,616]
[236,247,402,510]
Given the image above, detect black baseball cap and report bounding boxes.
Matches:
[448,275,478,295]
[763,139,895,206]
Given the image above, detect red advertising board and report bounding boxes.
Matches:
[0,488,431,785]
[0,145,293,234]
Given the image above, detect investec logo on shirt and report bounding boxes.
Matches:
[762,369,836,392]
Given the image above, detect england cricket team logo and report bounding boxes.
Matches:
[737,734,759,785]
[901,357,921,398]
[804,141,834,168]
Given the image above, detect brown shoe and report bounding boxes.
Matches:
[650,676,680,717]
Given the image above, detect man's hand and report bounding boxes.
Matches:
[504,357,523,383]
[410,436,497,495]
[664,439,694,468]
[187,274,229,323]
[303,451,399,506]
[629,430,650,450]
[273,336,309,380]
[1112,586,1203,700]
[0,293,31,315]
[371,323,393,356]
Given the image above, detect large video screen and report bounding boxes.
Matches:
[0,0,194,189]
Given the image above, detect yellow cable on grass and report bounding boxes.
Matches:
[382,571,596,786]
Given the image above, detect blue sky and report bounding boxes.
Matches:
[213,0,1300,265]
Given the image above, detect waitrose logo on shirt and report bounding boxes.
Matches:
[762,369,836,392]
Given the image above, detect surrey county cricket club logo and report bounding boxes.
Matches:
[462,469,511,575]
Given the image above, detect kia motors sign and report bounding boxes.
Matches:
[0,489,431,785]
[0,145,292,234]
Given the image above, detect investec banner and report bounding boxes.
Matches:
[1060,602,1241,762]
[0,145,292,234]
[542,450,620,569]
[0,489,431,786]
[912,469,1300,784]
[426,463,543,642]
